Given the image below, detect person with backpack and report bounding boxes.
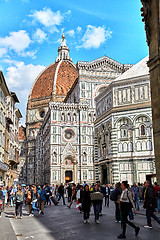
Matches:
[110,182,121,222]
[154,182,160,212]
[143,180,160,229]
[117,181,140,239]
[45,183,51,206]
[38,185,46,215]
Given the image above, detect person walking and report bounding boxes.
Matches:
[31,185,39,216]
[117,181,140,239]
[97,181,104,216]
[68,183,76,208]
[2,186,8,208]
[45,184,51,206]
[105,184,110,207]
[67,184,72,202]
[76,185,83,213]
[58,183,66,205]
[82,185,91,223]
[111,182,121,223]
[14,185,24,219]
[91,184,103,224]
[39,185,46,215]
[131,183,140,210]
[143,180,160,229]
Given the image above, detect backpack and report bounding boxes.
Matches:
[26,190,31,203]
[110,189,118,201]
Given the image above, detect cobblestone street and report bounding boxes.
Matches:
[0,200,160,240]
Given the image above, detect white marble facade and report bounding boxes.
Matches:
[94,56,156,185]
[35,53,131,185]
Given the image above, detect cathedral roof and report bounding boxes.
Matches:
[115,56,149,81]
[29,36,78,100]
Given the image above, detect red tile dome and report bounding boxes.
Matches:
[29,60,78,100]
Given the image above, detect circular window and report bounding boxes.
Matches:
[63,128,76,142]
[40,110,45,118]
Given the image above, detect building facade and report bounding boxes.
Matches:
[26,35,130,184]
[18,126,27,185]
[0,71,22,186]
[0,71,9,185]
[94,56,156,185]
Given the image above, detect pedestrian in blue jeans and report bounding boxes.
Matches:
[91,184,103,224]
[131,183,140,210]
[31,185,39,216]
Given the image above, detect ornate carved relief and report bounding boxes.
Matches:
[140,0,151,46]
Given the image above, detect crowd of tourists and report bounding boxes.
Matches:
[0,180,160,239]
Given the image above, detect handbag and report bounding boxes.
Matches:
[91,192,103,201]
[127,190,133,210]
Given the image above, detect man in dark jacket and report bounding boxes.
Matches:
[58,183,66,205]
[66,184,72,202]
[143,180,160,229]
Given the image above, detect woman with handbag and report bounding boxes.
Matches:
[91,184,103,224]
[82,185,91,223]
[14,185,24,219]
[117,181,140,239]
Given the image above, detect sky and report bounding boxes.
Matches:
[0,0,148,125]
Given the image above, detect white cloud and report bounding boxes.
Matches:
[5,60,45,88]
[30,8,63,31]
[80,25,112,49]
[0,30,32,55]
[77,26,82,33]
[0,48,7,57]
[33,29,47,43]
[66,29,75,37]
[4,60,45,123]
[20,50,37,59]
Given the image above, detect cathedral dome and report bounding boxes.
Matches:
[29,36,78,101]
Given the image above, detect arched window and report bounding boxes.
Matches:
[61,113,65,121]
[88,113,92,122]
[140,125,146,136]
[83,152,87,164]
[67,113,71,121]
[52,151,57,163]
[73,113,77,122]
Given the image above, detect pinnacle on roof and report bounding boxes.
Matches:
[56,35,72,62]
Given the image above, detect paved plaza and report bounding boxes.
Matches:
[0,200,160,240]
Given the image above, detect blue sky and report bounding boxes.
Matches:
[0,0,148,124]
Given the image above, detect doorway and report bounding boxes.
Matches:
[102,165,108,184]
[65,171,72,183]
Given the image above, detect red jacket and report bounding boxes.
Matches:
[154,185,160,195]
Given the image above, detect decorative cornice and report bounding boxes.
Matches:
[77,56,132,72]
[49,102,89,111]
